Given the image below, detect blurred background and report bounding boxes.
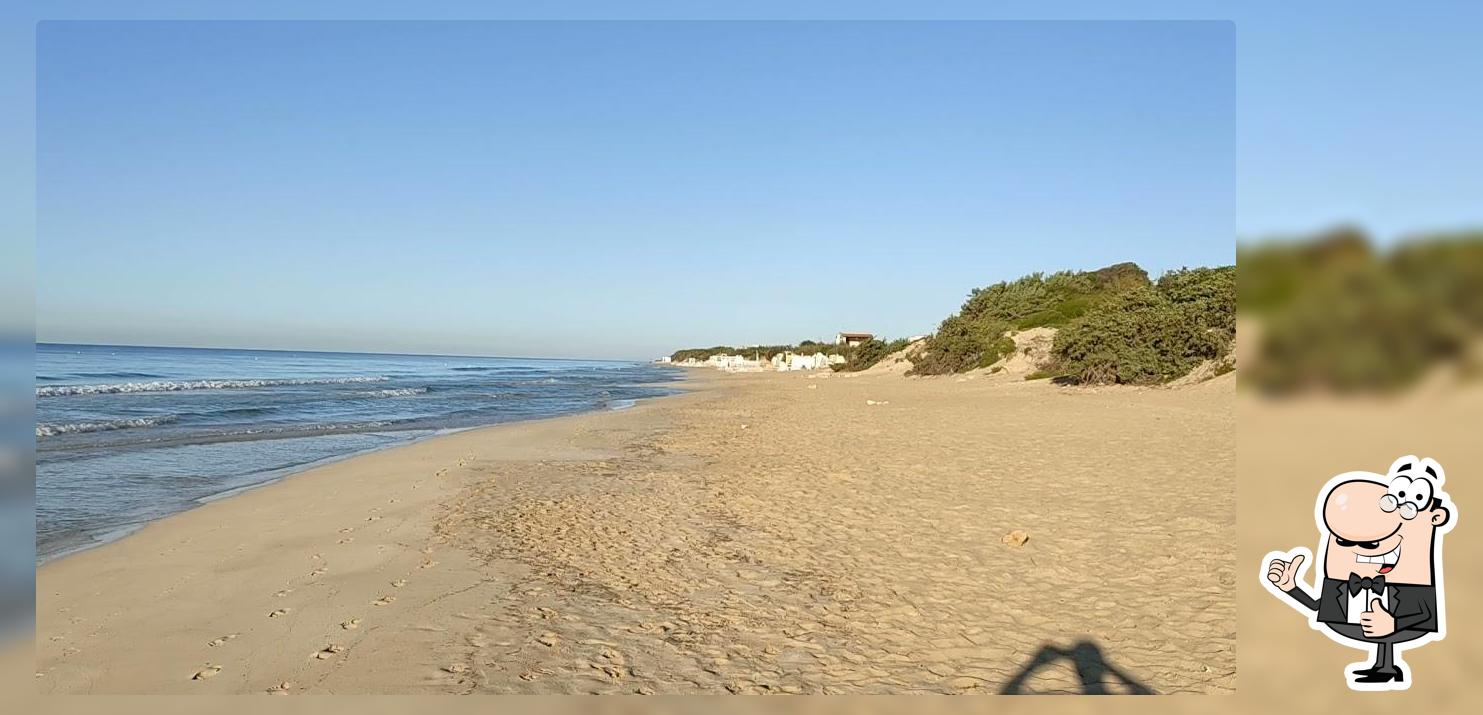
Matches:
[1238,229,1482,711]
[5,0,1483,709]
[1240,228,1483,394]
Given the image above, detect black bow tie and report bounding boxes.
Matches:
[1348,573,1385,595]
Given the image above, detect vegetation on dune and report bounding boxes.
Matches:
[832,338,909,372]
[905,313,1017,375]
[1049,277,1233,385]
[908,262,1153,376]
[1240,228,1483,393]
[673,257,1249,387]
[909,261,1235,385]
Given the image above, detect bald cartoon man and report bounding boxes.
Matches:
[1262,456,1456,690]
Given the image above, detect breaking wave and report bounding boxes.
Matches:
[37,376,390,397]
[358,387,429,398]
[37,416,178,438]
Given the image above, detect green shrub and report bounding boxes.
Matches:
[909,262,1150,375]
[907,314,1016,375]
[1051,285,1227,385]
[836,338,909,372]
[1158,266,1236,339]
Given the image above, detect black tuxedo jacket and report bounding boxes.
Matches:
[1286,578,1439,632]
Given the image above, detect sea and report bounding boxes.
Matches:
[35,343,682,561]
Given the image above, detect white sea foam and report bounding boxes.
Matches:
[37,416,179,438]
[37,376,390,397]
[359,387,429,398]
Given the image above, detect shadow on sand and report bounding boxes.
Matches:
[998,639,1155,694]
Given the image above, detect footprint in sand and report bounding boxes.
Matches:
[519,668,551,681]
[391,579,407,588]
[268,608,291,618]
[207,634,238,647]
[192,664,222,680]
[310,567,328,577]
[312,644,346,660]
[366,516,381,522]
[267,681,293,694]
[338,528,354,534]
[273,589,293,598]
[419,560,438,570]
[373,595,397,607]
[341,618,361,630]
[338,537,355,544]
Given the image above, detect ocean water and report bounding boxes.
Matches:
[36,343,681,561]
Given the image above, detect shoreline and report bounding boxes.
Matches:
[36,368,1234,694]
[35,369,690,565]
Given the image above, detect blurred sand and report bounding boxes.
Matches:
[34,369,1233,694]
[1239,386,1482,710]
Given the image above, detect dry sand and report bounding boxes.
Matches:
[35,368,1234,694]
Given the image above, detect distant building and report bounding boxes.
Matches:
[770,352,832,371]
[705,354,766,372]
[835,332,874,347]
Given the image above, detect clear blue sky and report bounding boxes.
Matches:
[10,3,1482,360]
[35,20,1234,359]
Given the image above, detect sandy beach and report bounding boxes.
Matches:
[35,368,1234,694]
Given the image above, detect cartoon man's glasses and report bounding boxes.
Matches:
[1379,489,1441,520]
[1383,465,1441,520]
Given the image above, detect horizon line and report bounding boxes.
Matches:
[35,341,651,365]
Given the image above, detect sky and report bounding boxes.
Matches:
[10,2,1482,360]
[34,20,1234,359]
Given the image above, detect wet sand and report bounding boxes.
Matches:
[36,368,1234,694]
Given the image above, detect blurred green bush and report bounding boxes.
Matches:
[1240,228,1483,393]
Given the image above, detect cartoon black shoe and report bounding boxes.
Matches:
[1353,668,1404,684]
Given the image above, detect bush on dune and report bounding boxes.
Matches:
[1047,265,1235,385]
[673,259,1241,386]
[834,337,910,372]
[908,262,1151,376]
[906,314,1016,374]
[909,260,1234,384]
[1049,283,1230,385]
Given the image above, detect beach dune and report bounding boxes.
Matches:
[36,369,1234,694]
